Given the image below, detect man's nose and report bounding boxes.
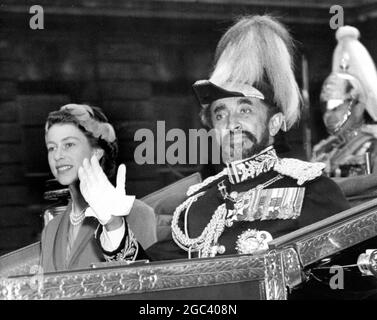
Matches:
[227,115,242,131]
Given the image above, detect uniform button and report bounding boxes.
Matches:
[230,191,238,199]
[217,245,226,255]
[225,220,234,227]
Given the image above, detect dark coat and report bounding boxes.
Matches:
[40,206,104,273]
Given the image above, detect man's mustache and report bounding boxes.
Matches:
[222,130,258,145]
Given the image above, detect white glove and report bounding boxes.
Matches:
[78,155,135,225]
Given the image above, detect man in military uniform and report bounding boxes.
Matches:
[312,26,377,199]
[147,15,350,261]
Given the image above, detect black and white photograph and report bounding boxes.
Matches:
[1,0,377,305]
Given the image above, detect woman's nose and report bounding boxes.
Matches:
[53,146,64,161]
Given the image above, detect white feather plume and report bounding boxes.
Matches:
[333,25,377,120]
[209,15,301,130]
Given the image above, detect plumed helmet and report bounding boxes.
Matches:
[329,26,377,121]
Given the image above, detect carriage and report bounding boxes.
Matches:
[1,174,377,300]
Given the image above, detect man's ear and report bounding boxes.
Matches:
[268,112,284,137]
[93,148,104,161]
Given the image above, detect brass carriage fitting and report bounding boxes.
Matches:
[357,249,377,277]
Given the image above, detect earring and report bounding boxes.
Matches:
[94,150,101,159]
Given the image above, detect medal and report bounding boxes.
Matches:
[235,229,273,255]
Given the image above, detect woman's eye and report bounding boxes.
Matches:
[47,146,55,152]
[65,142,75,149]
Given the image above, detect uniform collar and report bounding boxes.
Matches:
[226,146,278,184]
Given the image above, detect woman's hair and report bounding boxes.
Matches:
[45,104,118,179]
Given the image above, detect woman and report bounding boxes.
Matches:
[41,103,153,272]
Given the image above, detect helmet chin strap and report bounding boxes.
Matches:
[328,108,352,135]
[327,99,363,136]
[334,114,365,144]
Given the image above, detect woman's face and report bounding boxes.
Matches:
[45,123,95,186]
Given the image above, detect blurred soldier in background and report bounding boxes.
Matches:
[312,26,377,199]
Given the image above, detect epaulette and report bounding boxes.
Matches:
[274,158,326,185]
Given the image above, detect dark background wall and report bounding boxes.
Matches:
[1,1,377,255]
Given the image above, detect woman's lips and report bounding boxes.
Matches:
[56,165,73,173]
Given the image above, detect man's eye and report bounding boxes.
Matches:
[215,114,224,120]
[215,112,227,121]
[240,108,252,114]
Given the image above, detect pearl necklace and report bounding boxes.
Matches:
[70,203,87,226]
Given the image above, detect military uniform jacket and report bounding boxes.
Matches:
[311,126,377,177]
[147,146,350,261]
